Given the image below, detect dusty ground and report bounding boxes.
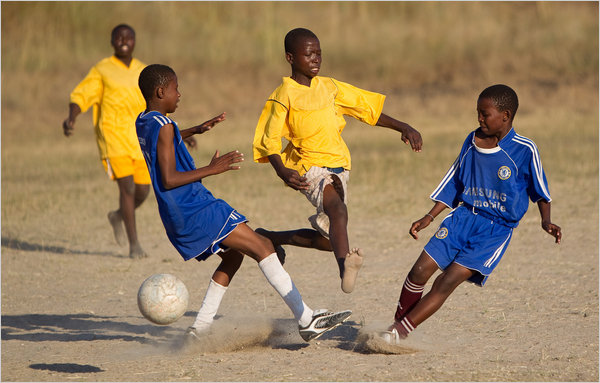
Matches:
[1,196,597,381]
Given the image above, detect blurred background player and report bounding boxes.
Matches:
[62,24,149,259]
[253,27,422,294]
[381,84,562,344]
[136,64,351,342]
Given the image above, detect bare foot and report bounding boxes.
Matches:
[341,248,364,293]
[107,211,126,247]
[129,245,148,259]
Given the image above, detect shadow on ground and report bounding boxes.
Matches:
[1,236,122,257]
[1,313,177,345]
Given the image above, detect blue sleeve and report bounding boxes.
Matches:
[526,146,552,203]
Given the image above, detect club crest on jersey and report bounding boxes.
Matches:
[498,166,511,180]
[435,227,448,239]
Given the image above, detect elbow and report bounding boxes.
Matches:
[161,174,177,190]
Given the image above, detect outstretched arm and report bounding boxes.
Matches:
[376,113,422,152]
[267,154,309,191]
[538,200,562,244]
[157,122,243,189]
[409,201,448,240]
[62,103,81,137]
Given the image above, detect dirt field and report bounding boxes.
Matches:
[1,194,598,381]
[2,2,598,382]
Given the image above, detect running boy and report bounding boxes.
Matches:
[380,84,562,344]
[136,64,351,342]
[253,28,423,294]
[63,24,149,259]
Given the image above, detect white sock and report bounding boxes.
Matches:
[258,253,313,327]
[192,278,227,331]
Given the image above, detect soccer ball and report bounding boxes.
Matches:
[137,273,189,325]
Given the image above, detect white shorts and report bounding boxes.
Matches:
[300,166,350,238]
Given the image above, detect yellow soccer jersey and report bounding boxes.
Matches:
[70,56,146,160]
[253,76,385,175]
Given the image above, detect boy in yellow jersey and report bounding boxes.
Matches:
[253,28,423,293]
[62,24,150,259]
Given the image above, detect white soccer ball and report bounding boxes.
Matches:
[137,273,189,325]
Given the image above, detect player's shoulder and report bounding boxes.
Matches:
[503,128,540,155]
[140,111,173,127]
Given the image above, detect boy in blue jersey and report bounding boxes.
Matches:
[135,64,351,342]
[380,84,562,344]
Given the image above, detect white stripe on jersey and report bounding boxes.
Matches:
[512,134,551,201]
[484,230,513,268]
[430,156,460,199]
[153,114,172,126]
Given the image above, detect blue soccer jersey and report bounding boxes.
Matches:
[430,128,551,228]
[136,111,247,261]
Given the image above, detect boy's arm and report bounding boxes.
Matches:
[267,154,309,191]
[537,200,562,244]
[376,113,423,152]
[157,122,243,189]
[62,103,82,137]
[409,201,448,240]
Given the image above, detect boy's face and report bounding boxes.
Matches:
[286,36,321,84]
[111,27,135,58]
[162,75,180,114]
[477,97,511,138]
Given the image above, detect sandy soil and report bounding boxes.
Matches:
[1,204,597,382]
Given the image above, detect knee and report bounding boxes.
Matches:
[135,184,150,202]
[324,198,347,221]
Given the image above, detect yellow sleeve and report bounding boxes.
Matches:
[331,79,386,126]
[69,66,103,114]
[253,99,289,163]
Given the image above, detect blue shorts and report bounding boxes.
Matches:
[193,210,247,262]
[424,205,513,286]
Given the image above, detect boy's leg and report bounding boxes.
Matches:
[223,223,352,340]
[256,228,333,251]
[393,251,438,322]
[322,181,363,293]
[191,250,244,332]
[391,262,474,338]
[221,223,313,325]
[114,175,147,258]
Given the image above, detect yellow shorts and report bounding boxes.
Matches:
[102,156,151,184]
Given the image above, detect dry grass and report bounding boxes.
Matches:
[1,0,598,252]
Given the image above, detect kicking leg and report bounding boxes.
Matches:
[393,251,439,322]
[392,262,474,338]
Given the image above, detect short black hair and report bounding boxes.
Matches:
[479,84,519,119]
[111,24,135,40]
[138,64,176,101]
[284,28,318,54]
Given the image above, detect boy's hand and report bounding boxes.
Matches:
[62,118,75,137]
[208,150,244,175]
[400,125,423,152]
[542,221,562,244]
[197,112,226,134]
[408,215,433,240]
[278,167,309,190]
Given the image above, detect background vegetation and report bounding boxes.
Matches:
[2,1,597,249]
